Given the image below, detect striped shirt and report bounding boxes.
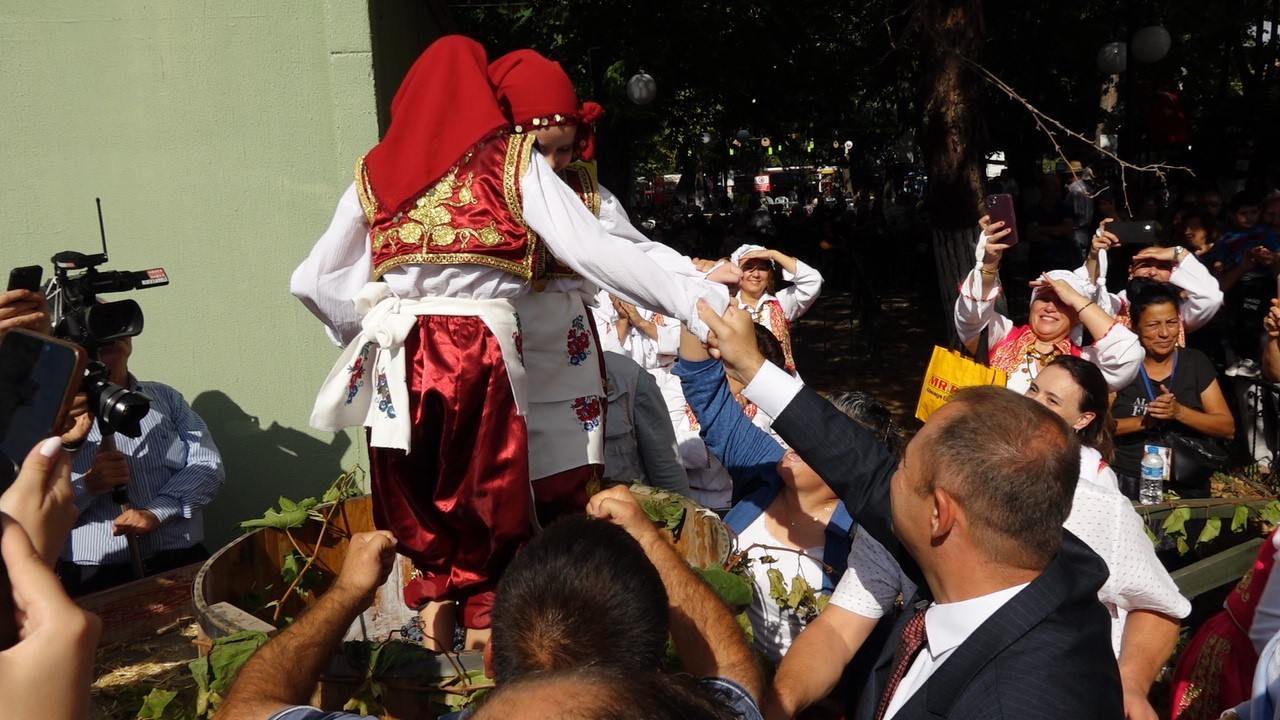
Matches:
[61,376,225,566]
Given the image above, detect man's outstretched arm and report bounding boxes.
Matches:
[216,531,398,720]
[587,486,763,700]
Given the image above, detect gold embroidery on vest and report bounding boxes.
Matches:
[565,161,601,217]
[355,157,378,226]
[365,133,541,280]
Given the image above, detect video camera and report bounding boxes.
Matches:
[45,201,169,438]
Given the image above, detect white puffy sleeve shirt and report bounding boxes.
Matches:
[291,151,728,347]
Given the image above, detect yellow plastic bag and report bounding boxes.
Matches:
[915,346,1008,423]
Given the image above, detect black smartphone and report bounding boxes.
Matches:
[985,194,1020,248]
[0,329,87,491]
[6,265,42,292]
[1109,220,1159,246]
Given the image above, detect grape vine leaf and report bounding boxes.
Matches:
[1233,505,1251,533]
[696,565,753,607]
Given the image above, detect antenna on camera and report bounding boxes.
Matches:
[96,197,109,263]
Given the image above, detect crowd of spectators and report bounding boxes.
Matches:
[10,163,1280,719]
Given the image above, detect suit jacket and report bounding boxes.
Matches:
[773,386,1124,719]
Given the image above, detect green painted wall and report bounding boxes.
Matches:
[1,1,377,548]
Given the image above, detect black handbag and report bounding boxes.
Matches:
[1159,428,1228,498]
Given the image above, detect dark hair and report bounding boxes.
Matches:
[1044,356,1115,461]
[1177,211,1221,246]
[823,390,905,456]
[1229,191,1262,214]
[921,386,1079,569]
[490,516,669,682]
[1126,279,1183,327]
[471,668,738,720]
[753,322,786,369]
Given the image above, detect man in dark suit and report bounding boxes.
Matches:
[697,301,1124,719]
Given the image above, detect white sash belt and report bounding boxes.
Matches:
[310,282,527,452]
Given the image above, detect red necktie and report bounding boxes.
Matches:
[875,608,929,720]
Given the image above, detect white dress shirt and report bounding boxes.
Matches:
[1066,478,1190,653]
[883,583,1030,720]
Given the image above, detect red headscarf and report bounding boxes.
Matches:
[363,35,508,217]
[488,49,604,161]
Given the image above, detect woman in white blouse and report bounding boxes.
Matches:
[729,244,824,372]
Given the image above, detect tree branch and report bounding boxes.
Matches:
[958,54,1193,211]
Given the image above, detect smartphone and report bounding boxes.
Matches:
[1109,220,1159,246]
[6,265,42,292]
[0,329,87,490]
[985,194,1020,248]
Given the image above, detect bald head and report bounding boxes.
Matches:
[922,386,1079,569]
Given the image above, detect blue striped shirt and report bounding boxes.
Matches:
[61,376,225,566]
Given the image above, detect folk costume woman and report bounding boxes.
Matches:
[728,244,824,374]
[291,36,729,646]
[955,217,1143,395]
[486,48,736,515]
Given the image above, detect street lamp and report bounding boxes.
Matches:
[1131,26,1171,64]
[1096,42,1127,75]
[626,72,657,106]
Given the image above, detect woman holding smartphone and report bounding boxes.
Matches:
[954,216,1144,394]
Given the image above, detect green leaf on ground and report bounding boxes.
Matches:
[137,689,179,719]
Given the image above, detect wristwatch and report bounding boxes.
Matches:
[1174,246,1186,262]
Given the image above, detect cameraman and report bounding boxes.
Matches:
[58,336,226,596]
[0,288,52,339]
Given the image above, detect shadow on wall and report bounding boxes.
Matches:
[193,390,355,549]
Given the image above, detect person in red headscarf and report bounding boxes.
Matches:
[486,48,740,519]
[291,35,730,650]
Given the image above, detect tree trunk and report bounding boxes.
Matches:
[920,0,987,344]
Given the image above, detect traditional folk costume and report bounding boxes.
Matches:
[594,289,736,509]
[292,36,728,629]
[728,244,822,443]
[1170,530,1280,720]
[729,243,824,374]
[955,256,1143,395]
[487,50,726,516]
[1077,247,1225,343]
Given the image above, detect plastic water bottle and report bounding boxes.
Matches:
[1139,448,1165,505]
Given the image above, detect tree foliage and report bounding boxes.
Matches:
[450,0,1280,189]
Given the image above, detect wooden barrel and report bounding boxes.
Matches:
[192,489,733,718]
[193,494,421,641]
[194,489,733,639]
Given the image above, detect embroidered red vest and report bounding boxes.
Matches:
[987,325,1080,377]
[358,132,541,280]
[764,299,796,372]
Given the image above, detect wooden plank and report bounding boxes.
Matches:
[1170,537,1266,599]
[204,602,277,634]
[1134,497,1274,524]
